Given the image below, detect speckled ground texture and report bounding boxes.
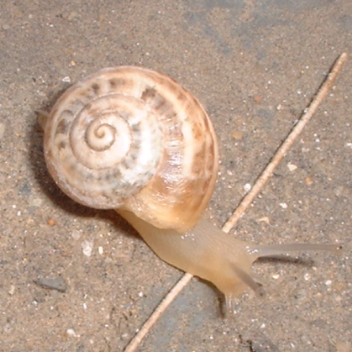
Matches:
[0,0,351,352]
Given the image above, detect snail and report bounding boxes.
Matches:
[41,66,339,305]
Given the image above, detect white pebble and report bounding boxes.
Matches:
[272,273,280,280]
[81,240,93,257]
[279,202,288,209]
[62,76,71,83]
[325,280,332,286]
[243,183,251,192]
[98,246,104,255]
[8,285,15,295]
[66,328,80,338]
[287,162,298,172]
[304,273,311,281]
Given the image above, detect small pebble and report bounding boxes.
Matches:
[304,273,311,281]
[47,218,56,226]
[82,240,93,257]
[253,95,263,103]
[98,246,104,255]
[8,285,15,295]
[62,76,71,83]
[66,328,80,338]
[279,202,288,209]
[231,130,244,140]
[287,162,298,172]
[243,183,251,193]
[305,176,314,186]
[34,276,67,292]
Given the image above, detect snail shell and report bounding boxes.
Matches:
[44,66,218,232]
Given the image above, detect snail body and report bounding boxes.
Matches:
[42,66,338,303]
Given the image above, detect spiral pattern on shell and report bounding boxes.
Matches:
[44,66,218,231]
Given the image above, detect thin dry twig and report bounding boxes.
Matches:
[124,52,348,352]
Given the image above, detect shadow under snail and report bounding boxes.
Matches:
[41,66,339,305]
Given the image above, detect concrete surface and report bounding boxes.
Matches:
[0,0,351,351]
